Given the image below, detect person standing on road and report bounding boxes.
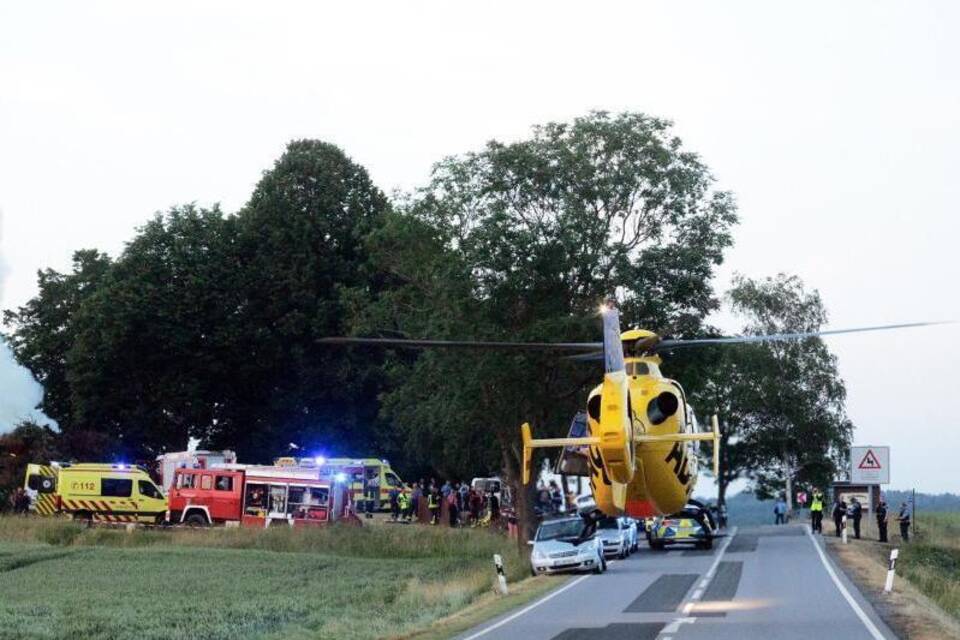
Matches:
[848,497,862,539]
[411,483,423,522]
[428,489,440,525]
[833,498,847,537]
[488,490,500,522]
[459,481,469,513]
[810,491,824,533]
[446,488,460,527]
[898,501,912,542]
[398,487,411,522]
[469,488,483,525]
[875,498,888,543]
[549,482,563,514]
[388,485,400,521]
[774,497,787,525]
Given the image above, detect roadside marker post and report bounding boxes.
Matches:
[493,554,509,595]
[884,548,899,592]
[842,515,848,544]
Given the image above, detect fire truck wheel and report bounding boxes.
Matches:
[72,511,92,525]
[184,513,209,527]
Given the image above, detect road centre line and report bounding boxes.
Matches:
[459,573,592,640]
[663,526,737,637]
[805,525,887,640]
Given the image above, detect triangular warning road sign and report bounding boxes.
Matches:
[858,449,882,470]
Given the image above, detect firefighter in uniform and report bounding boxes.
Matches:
[810,491,824,534]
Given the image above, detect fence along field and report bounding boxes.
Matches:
[0,517,528,640]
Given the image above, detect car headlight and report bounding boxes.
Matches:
[532,549,545,560]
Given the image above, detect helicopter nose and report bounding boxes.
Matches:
[647,392,679,425]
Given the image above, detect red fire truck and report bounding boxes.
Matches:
[167,464,358,527]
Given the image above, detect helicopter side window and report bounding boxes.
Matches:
[626,362,649,376]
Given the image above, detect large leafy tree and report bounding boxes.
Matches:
[3,250,112,427]
[228,140,392,459]
[64,205,243,456]
[4,141,392,462]
[695,274,853,508]
[357,112,738,540]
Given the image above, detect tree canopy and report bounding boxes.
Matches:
[692,274,853,505]
[2,113,856,526]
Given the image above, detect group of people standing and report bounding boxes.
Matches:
[535,481,569,515]
[807,489,913,542]
[387,479,500,527]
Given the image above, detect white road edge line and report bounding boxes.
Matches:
[705,525,737,579]
[459,573,592,640]
[806,525,887,640]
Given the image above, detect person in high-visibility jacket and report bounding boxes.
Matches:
[398,489,411,522]
[810,491,824,534]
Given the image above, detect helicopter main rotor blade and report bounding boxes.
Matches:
[318,336,603,351]
[654,321,951,352]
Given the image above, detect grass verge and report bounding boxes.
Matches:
[897,513,960,619]
[0,516,546,640]
[826,515,960,640]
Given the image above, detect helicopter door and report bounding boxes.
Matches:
[554,412,591,476]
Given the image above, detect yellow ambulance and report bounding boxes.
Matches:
[24,462,167,523]
[324,458,404,511]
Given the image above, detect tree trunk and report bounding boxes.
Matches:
[501,440,537,555]
[783,453,794,516]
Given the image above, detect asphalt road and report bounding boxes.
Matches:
[456,524,898,640]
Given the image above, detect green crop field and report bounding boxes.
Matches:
[894,512,960,621]
[0,517,530,640]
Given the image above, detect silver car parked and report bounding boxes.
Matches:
[530,517,606,575]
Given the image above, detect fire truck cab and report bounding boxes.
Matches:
[168,465,355,527]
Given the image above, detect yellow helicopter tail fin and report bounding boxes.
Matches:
[520,422,601,485]
[521,422,533,485]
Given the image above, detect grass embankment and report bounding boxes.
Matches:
[896,513,960,620]
[0,516,537,640]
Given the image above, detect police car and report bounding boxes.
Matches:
[648,503,716,550]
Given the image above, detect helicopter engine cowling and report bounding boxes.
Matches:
[634,381,696,516]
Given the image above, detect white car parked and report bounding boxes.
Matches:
[619,516,640,553]
[530,517,606,575]
[597,516,631,558]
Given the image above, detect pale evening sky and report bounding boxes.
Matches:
[1,1,957,493]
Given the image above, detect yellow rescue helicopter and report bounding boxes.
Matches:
[321,306,941,521]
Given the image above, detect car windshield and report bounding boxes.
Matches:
[597,517,620,530]
[536,520,583,541]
